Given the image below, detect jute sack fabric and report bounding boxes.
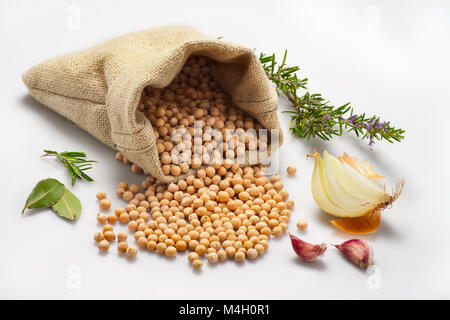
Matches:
[22,26,282,183]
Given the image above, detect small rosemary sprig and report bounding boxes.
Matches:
[42,150,97,186]
[259,50,405,147]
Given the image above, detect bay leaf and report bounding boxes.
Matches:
[52,187,82,221]
[22,178,65,214]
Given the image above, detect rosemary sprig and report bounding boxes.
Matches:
[42,150,97,186]
[259,50,405,147]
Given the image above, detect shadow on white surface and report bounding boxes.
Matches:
[290,256,327,271]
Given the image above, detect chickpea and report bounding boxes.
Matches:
[98,240,110,252]
[176,240,187,252]
[119,212,130,224]
[195,244,207,256]
[117,241,128,253]
[104,231,116,242]
[97,213,107,224]
[128,184,139,194]
[116,187,125,197]
[296,219,308,231]
[137,236,148,248]
[246,248,258,260]
[122,191,133,202]
[125,246,138,258]
[99,199,111,211]
[94,232,104,242]
[102,224,113,233]
[286,199,295,209]
[117,231,128,242]
[107,214,117,224]
[207,252,219,264]
[147,241,157,251]
[131,164,142,174]
[96,191,107,201]
[165,246,177,257]
[118,182,128,190]
[217,249,227,261]
[254,243,265,256]
[115,152,124,161]
[234,251,246,262]
[156,242,167,254]
[287,166,297,176]
[192,259,203,270]
[272,226,284,237]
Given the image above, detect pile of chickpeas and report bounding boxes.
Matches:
[98,162,294,270]
[115,55,269,176]
[96,55,300,270]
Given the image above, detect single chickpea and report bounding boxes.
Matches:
[296,219,308,231]
[117,231,128,242]
[117,241,128,253]
[102,224,113,233]
[118,182,128,190]
[217,249,227,261]
[119,212,130,224]
[115,152,124,161]
[131,164,142,174]
[96,191,107,201]
[129,184,140,194]
[287,166,297,176]
[195,244,207,256]
[272,226,284,237]
[246,248,258,260]
[99,199,111,211]
[94,232,104,242]
[207,252,219,264]
[116,187,125,197]
[137,237,148,248]
[98,240,110,252]
[128,220,138,232]
[192,259,203,270]
[123,191,134,201]
[225,246,236,258]
[97,213,107,224]
[165,246,177,257]
[254,243,265,256]
[156,242,167,254]
[125,246,138,258]
[107,214,117,224]
[286,199,295,209]
[134,231,146,241]
[234,251,246,262]
[147,241,157,251]
[104,231,116,242]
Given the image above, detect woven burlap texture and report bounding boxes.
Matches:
[22,26,283,183]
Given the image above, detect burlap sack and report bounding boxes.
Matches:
[22,26,282,183]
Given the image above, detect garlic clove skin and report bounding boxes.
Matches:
[333,239,373,269]
[289,233,327,261]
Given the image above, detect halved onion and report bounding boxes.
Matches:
[311,150,404,232]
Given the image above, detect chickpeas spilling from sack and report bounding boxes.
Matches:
[95,56,295,270]
[115,55,273,177]
[95,164,294,270]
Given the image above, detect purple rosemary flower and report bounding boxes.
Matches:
[347,115,357,124]
[376,121,387,132]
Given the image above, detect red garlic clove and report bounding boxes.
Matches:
[333,239,373,269]
[289,233,327,261]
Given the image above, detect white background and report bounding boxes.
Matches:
[1,0,449,299]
